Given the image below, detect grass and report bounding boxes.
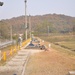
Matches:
[39,35,75,43]
[55,41,75,51]
[44,40,75,57]
[38,33,75,56]
[51,43,75,57]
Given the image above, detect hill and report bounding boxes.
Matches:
[0,14,75,38]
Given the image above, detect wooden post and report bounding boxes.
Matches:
[10,49,12,55]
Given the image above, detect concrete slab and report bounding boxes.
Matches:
[17,53,28,56]
[11,59,26,62]
[6,64,23,66]
[6,61,25,66]
[26,49,44,54]
[11,58,26,61]
[14,55,27,59]
[19,50,28,52]
[0,66,22,71]
[0,66,22,75]
[18,52,29,54]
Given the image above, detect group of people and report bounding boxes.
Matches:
[17,36,51,51]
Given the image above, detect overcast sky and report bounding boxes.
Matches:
[0,0,75,20]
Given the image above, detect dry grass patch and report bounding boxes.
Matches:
[26,49,75,75]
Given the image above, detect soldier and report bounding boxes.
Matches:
[18,35,22,47]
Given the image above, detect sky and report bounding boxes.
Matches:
[0,0,75,20]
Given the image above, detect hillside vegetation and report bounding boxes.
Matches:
[0,14,75,38]
[0,21,10,39]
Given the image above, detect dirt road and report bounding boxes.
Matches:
[25,48,75,75]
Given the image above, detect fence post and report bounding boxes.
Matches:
[3,52,6,61]
[10,49,12,55]
[14,48,16,53]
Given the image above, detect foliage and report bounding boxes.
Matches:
[39,33,75,43]
[0,14,75,38]
[0,21,10,39]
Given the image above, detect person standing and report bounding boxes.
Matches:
[18,35,22,47]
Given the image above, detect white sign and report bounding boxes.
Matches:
[42,40,44,42]
[49,44,51,48]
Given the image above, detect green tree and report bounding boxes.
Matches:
[0,21,10,39]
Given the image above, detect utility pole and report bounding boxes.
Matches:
[29,15,31,38]
[47,26,49,35]
[24,0,27,40]
[0,2,3,44]
[10,25,12,41]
